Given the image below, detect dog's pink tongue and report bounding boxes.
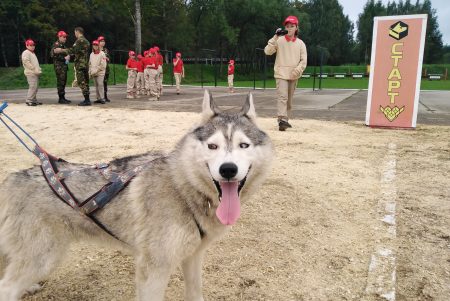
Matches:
[216,181,241,225]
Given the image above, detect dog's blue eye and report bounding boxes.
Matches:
[208,144,218,150]
[239,143,250,149]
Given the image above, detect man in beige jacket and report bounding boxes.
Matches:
[264,15,307,131]
[21,39,42,106]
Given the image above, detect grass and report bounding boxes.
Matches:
[201,78,450,90]
[1,64,449,91]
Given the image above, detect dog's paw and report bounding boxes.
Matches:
[25,283,43,295]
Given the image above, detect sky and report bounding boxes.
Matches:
[338,0,450,45]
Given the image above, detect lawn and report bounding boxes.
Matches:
[1,64,448,91]
[201,78,450,90]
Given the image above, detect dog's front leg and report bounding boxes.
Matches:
[182,249,206,301]
[135,258,172,301]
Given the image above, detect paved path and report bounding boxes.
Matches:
[1,85,449,125]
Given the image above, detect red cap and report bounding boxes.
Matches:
[176,52,181,57]
[154,46,160,51]
[92,40,99,46]
[129,51,136,57]
[143,50,149,56]
[229,59,234,64]
[137,54,143,59]
[57,31,67,37]
[283,15,299,26]
[149,48,156,53]
[25,39,35,46]
[97,36,105,41]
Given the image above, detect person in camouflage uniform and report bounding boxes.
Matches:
[55,27,91,106]
[50,31,71,104]
[98,36,111,102]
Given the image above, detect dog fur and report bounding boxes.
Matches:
[0,90,273,301]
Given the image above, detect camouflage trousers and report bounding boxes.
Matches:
[104,68,109,94]
[54,63,68,97]
[75,66,89,96]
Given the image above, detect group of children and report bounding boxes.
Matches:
[125,47,177,101]
[125,51,236,99]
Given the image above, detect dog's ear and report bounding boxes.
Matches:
[201,90,220,122]
[240,93,257,123]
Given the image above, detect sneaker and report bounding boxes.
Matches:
[94,99,106,104]
[26,101,38,106]
[278,120,290,131]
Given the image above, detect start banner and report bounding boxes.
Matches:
[365,14,427,128]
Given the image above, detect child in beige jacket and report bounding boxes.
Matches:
[265,15,307,131]
[89,40,107,104]
[21,39,42,106]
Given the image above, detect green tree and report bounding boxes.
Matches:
[356,0,386,65]
[303,0,355,65]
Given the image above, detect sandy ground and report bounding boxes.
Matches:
[0,103,448,301]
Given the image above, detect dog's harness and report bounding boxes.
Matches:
[0,102,145,241]
[34,145,148,240]
[0,102,206,240]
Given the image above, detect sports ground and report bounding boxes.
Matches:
[0,86,449,300]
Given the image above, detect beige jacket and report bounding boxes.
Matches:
[264,35,307,80]
[21,49,42,76]
[89,51,107,77]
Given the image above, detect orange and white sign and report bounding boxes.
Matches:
[366,15,427,128]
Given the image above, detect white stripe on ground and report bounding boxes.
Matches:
[365,142,397,301]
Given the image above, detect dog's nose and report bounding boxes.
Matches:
[219,163,238,180]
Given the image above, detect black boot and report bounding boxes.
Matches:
[62,94,71,103]
[58,94,71,104]
[104,91,110,102]
[78,95,91,106]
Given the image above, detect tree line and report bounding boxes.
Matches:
[0,0,447,68]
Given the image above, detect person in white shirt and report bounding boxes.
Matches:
[264,15,307,131]
[21,39,42,106]
[89,40,107,104]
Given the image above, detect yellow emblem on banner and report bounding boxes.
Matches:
[389,21,409,40]
[379,105,405,122]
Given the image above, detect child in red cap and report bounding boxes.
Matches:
[264,15,307,131]
[89,40,107,104]
[228,59,235,93]
[21,39,42,106]
[154,46,164,96]
[173,52,185,94]
[136,54,145,96]
[145,48,159,101]
[126,51,139,99]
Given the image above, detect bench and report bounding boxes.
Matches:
[428,74,442,80]
[334,74,346,79]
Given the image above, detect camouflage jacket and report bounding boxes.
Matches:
[67,35,90,69]
[51,41,67,64]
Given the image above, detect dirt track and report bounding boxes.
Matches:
[0,103,448,300]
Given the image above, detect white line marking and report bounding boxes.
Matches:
[365,142,397,301]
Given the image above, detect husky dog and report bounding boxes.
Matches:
[0,90,273,301]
